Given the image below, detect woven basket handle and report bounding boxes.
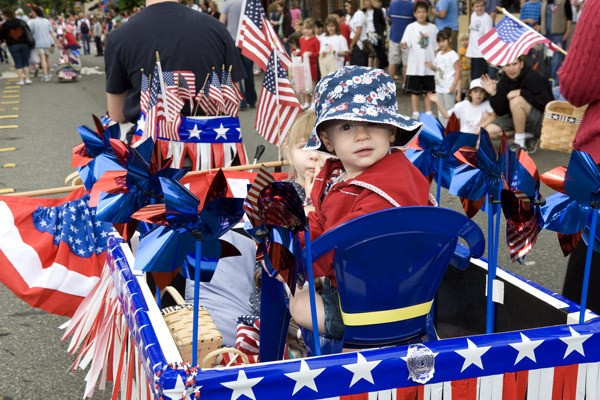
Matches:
[161,286,186,305]
[201,347,250,368]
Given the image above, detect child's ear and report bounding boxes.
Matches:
[320,131,336,154]
[389,128,397,144]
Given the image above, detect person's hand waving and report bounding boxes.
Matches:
[480,74,497,96]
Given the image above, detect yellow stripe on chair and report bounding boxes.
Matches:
[340,300,434,326]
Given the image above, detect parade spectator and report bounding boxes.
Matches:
[290,66,429,339]
[401,1,438,119]
[486,0,500,22]
[104,0,244,126]
[15,8,29,23]
[387,0,415,86]
[458,32,470,98]
[558,0,600,313]
[430,0,459,49]
[78,14,91,55]
[290,1,302,24]
[92,16,103,56]
[345,0,369,66]
[481,56,553,152]
[320,16,349,71]
[466,0,493,79]
[520,0,542,29]
[28,6,58,82]
[333,9,352,48]
[208,1,220,19]
[363,0,388,69]
[426,27,460,126]
[298,17,320,109]
[541,0,572,84]
[0,7,32,85]
[220,0,257,110]
[186,0,200,11]
[275,2,293,41]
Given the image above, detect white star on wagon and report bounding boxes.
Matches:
[214,123,229,140]
[188,124,202,139]
[455,339,491,372]
[161,374,187,400]
[342,352,381,387]
[221,370,263,400]
[284,359,325,395]
[561,326,592,358]
[510,333,544,365]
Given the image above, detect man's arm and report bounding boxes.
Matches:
[107,92,128,123]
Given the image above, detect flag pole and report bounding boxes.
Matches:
[273,51,284,161]
[496,6,568,56]
[155,52,170,122]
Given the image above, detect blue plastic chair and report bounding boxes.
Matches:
[307,206,485,349]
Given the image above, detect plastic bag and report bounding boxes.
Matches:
[289,53,313,94]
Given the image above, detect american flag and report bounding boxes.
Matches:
[221,68,241,117]
[145,67,165,139]
[195,74,219,116]
[478,17,560,67]
[161,72,184,140]
[0,189,116,317]
[208,70,225,113]
[174,70,196,96]
[177,73,194,110]
[236,0,291,71]
[255,51,300,146]
[140,73,150,114]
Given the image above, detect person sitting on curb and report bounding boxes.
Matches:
[481,56,553,153]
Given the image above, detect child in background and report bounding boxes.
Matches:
[299,18,321,110]
[466,0,493,79]
[400,1,439,120]
[289,66,430,339]
[427,78,496,135]
[458,33,470,100]
[320,16,350,71]
[425,27,460,127]
[315,19,325,41]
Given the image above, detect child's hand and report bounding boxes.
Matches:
[427,92,439,103]
[303,160,320,214]
[400,42,408,49]
[425,61,434,71]
[455,91,462,102]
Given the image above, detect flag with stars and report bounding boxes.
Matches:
[255,51,300,146]
[160,71,184,141]
[145,65,165,139]
[177,72,194,110]
[195,74,219,116]
[0,188,117,317]
[236,0,291,71]
[140,73,150,115]
[208,70,225,113]
[221,68,241,117]
[478,17,560,66]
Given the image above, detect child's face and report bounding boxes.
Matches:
[287,140,320,184]
[460,38,468,48]
[315,26,324,35]
[438,38,450,51]
[473,2,485,15]
[470,88,486,105]
[320,121,395,179]
[326,23,336,36]
[303,25,314,37]
[294,21,303,32]
[414,7,429,23]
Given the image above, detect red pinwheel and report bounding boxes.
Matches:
[404,113,478,205]
[72,116,124,189]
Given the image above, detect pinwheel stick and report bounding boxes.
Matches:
[436,156,443,206]
[303,229,322,356]
[192,236,202,366]
[579,205,599,324]
[485,194,502,333]
[5,161,289,197]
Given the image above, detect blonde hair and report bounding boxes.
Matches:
[459,32,469,42]
[284,110,316,179]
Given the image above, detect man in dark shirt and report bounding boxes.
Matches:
[105,0,244,125]
[481,56,553,153]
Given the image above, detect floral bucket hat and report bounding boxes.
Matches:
[304,66,422,154]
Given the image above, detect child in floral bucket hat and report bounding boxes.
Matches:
[290,66,434,340]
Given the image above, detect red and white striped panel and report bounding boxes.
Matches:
[318,364,600,400]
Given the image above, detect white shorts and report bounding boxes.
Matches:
[388,41,408,66]
[36,48,51,56]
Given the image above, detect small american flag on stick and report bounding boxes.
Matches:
[255,51,300,146]
[221,67,241,117]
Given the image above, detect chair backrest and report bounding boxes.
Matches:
[309,206,485,347]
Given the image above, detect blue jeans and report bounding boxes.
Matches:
[8,43,30,69]
[547,34,565,85]
[238,49,257,107]
[81,33,91,54]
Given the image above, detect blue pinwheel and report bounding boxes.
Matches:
[92,138,185,224]
[404,113,478,204]
[540,150,600,322]
[133,169,244,366]
[72,120,124,189]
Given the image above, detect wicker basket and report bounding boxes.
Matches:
[540,100,588,153]
[161,286,223,364]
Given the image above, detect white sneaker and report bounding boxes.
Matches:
[25,79,33,84]
[15,80,24,85]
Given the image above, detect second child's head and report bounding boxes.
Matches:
[293,19,303,33]
[466,78,487,105]
[459,32,469,49]
[305,66,422,179]
[325,16,340,36]
[472,0,486,15]
[303,18,316,37]
[284,110,319,183]
[413,1,430,24]
[436,28,452,51]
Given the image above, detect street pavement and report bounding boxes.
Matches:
[0,52,573,398]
